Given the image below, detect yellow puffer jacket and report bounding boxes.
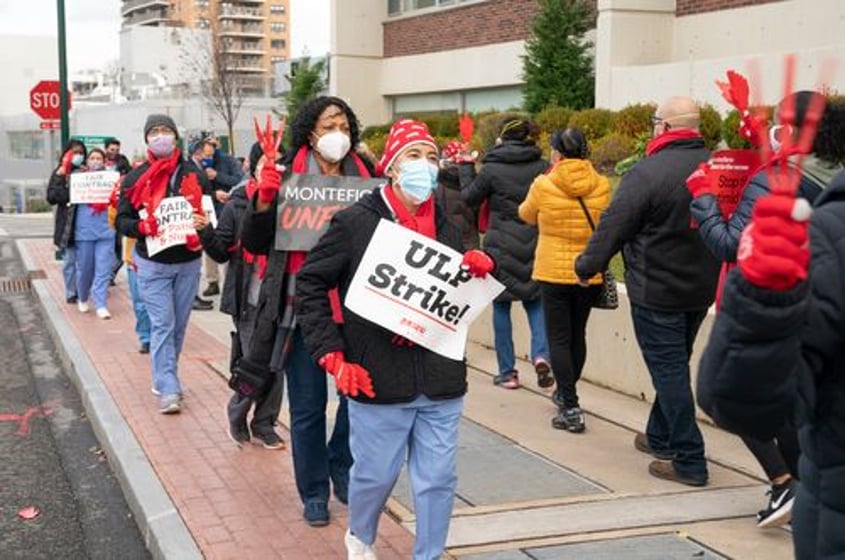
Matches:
[518,158,610,285]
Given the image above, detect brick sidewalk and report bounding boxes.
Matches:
[22,239,414,560]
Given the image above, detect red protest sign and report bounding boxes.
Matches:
[708,149,761,218]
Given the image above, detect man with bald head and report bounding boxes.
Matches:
[576,96,720,487]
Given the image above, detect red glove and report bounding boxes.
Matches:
[685,163,713,198]
[254,114,286,204]
[137,215,159,237]
[89,203,109,215]
[180,173,204,214]
[740,110,767,148]
[737,193,812,291]
[461,250,495,279]
[59,150,75,176]
[108,179,121,209]
[319,352,375,398]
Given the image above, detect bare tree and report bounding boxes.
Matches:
[180,31,244,155]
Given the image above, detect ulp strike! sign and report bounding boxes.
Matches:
[274,174,384,251]
[345,219,504,360]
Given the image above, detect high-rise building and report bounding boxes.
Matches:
[121,0,290,94]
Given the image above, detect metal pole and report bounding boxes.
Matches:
[57,0,70,147]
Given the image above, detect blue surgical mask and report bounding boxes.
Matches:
[201,157,214,169]
[71,154,84,167]
[397,159,438,203]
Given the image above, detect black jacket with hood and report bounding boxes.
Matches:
[697,171,845,559]
[47,169,77,248]
[295,187,469,404]
[461,141,548,302]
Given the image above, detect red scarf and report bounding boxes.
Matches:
[645,129,703,156]
[125,149,182,212]
[384,184,436,239]
[242,178,268,278]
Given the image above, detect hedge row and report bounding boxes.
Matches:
[360,103,727,176]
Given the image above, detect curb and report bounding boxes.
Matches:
[17,240,203,560]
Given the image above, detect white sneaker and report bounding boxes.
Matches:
[77,300,90,313]
[345,529,377,560]
[96,308,112,320]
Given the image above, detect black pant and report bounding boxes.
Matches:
[742,430,800,482]
[540,282,600,409]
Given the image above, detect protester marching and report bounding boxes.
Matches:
[39,59,845,559]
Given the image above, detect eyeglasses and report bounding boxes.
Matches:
[650,115,665,126]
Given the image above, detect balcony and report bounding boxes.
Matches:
[121,0,169,17]
[219,6,265,21]
[123,8,171,27]
[218,23,265,39]
[222,42,267,55]
[224,57,267,73]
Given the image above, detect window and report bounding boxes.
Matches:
[197,18,210,29]
[271,39,286,50]
[195,0,209,7]
[270,22,286,33]
[388,0,470,15]
[270,4,285,14]
[271,56,285,63]
[7,131,44,160]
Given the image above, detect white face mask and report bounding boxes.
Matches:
[313,130,351,163]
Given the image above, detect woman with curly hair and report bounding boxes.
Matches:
[688,91,845,528]
[239,97,374,527]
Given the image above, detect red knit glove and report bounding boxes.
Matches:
[737,193,812,291]
[180,173,204,214]
[461,249,495,278]
[319,352,375,398]
[89,203,109,214]
[59,150,75,175]
[685,163,713,198]
[137,215,159,237]
[254,114,286,204]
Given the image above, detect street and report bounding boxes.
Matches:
[0,213,149,560]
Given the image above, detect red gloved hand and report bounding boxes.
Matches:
[685,163,713,198]
[740,110,767,148]
[59,150,75,176]
[108,179,122,209]
[89,203,109,214]
[737,193,812,291]
[461,249,495,279]
[254,114,286,204]
[180,173,204,214]
[319,352,376,398]
[137,215,159,237]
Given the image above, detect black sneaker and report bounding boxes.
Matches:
[202,282,220,297]
[757,480,795,528]
[66,295,78,304]
[139,342,150,354]
[303,500,329,527]
[227,421,251,446]
[192,296,214,311]
[552,407,586,433]
[251,430,285,450]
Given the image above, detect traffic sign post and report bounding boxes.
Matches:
[39,121,61,130]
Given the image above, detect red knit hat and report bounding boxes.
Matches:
[377,119,438,176]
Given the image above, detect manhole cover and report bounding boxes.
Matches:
[0,277,33,293]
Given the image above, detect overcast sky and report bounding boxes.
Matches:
[0,0,329,73]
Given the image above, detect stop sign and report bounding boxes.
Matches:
[30,81,72,121]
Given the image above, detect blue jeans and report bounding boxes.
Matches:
[127,267,150,345]
[75,239,113,310]
[631,305,708,480]
[62,246,77,300]
[348,395,463,560]
[492,298,549,375]
[135,254,201,397]
[285,327,352,507]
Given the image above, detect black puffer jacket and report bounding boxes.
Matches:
[437,162,479,251]
[296,188,468,404]
[698,172,845,559]
[461,142,547,302]
[200,182,250,319]
[576,137,720,312]
[46,169,77,248]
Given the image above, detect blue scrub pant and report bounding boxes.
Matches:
[348,395,463,560]
[62,246,77,300]
[75,239,113,310]
[127,267,151,345]
[135,253,201,397]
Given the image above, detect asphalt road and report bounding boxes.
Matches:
[0,226,150,559]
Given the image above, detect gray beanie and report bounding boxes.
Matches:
[144,114,179,141]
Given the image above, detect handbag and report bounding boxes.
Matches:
[576,198,619,310]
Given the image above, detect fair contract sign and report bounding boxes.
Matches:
[345,219,504,360]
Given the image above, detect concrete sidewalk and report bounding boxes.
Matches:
[20,237,793,559]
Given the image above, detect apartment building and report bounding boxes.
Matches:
[331,0,845,127]
[121,0,290,93]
